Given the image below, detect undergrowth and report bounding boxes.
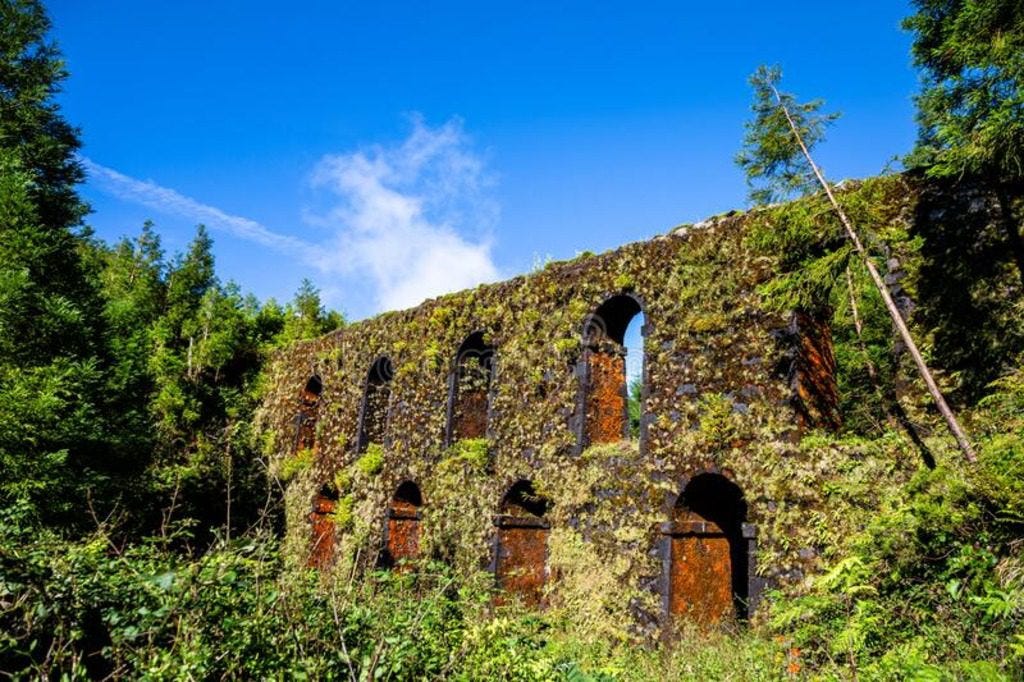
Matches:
[3,369,1022,680]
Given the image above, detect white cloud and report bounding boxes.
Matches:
[308,116,500,311]
[80,158,321,264]
[81,116,501,315]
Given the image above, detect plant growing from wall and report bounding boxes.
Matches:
[738,64,977,463]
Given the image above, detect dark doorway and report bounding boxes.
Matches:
[358,356,394,452]
[447,332,495,442]
[493,480,551,607]
[663,473,749,625]
[382,481,422,570]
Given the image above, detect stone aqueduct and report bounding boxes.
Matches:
[262,209,839,632]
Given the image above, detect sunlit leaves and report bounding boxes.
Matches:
[736,65,841,206]
[905,0,1024,178]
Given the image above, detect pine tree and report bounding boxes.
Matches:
[737,65,977,462]
[905,0,1024,178]
[904,0,1024,283]
[735,65,840,206]
[277,278,345,345]
[0,1,109,521]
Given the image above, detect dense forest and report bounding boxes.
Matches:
[2,0,1023,679]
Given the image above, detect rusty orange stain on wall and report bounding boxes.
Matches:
[585,350,627,445]
[792,311,841,430]
[667,509,734,626]
[495,482,550,607]
[308,493,336,569]
[386,496,420,569]
[494,520,549,607]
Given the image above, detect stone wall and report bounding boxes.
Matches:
[259,205,846,636]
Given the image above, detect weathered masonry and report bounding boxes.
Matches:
[261,206,844,636]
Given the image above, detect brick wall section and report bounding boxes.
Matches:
[667,518,732,625]
[385,497,420,568]
[790,311,842,430]
[451,384,488,440]
[307,493,336,570]
[494,521,550,607]
[584,349,628,445]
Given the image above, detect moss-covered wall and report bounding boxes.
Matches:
[258,173,1019,638]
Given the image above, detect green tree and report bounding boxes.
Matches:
[149,226,217,438]
[276,278,345,345]
[627,376,642,439]
[0,1,108,522]
[904,0,1024,282]
[0,0,88,234]
[737,65,977,462]
[99,222,165,442]
[735,65,840,206]
[905,0,1024,178]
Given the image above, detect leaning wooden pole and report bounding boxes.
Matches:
[771,85,978,463]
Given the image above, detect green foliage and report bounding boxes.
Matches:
[746,175,929,430]
[0,0,88,232]
[903,0,1024,292]
[0,509,481,679]
[0,1,107,525]
[736,65,841,205]
[0,505,807,680]
[355,443,385,476]
[334,493,355,531]
[627,377,642,439]
[697,393,740,449]
[904,0,1024,179]
[768,370,1024,679]
[0,0,344,533]
[271,277,345,347]
[3,3,1024,677]
[279,448,314,482]
[446,437,491,470]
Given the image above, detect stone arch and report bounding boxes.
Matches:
[381,480,423,569]
[493,479,551,607]
[308,483,337,569]
[446,331,496,443]
[576,293,647,451]
[357,356,394,452]
[661,472,756,626]
[295,374,323,452]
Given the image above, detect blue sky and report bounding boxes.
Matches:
[49,1,918,326]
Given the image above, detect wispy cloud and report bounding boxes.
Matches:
[81,158,320,263]
[81,116,501,314]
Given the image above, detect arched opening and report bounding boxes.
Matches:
[623,309,645,440]
[358,356,393,452]
[579,294,646,449]
[308,484,338,570]
[382,481,423,569]
[493,480,551,607]
[662,473,751,626]
[296,374,323,452]
[447,331,495,443]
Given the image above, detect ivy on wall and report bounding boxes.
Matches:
[256,172,1024,636]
